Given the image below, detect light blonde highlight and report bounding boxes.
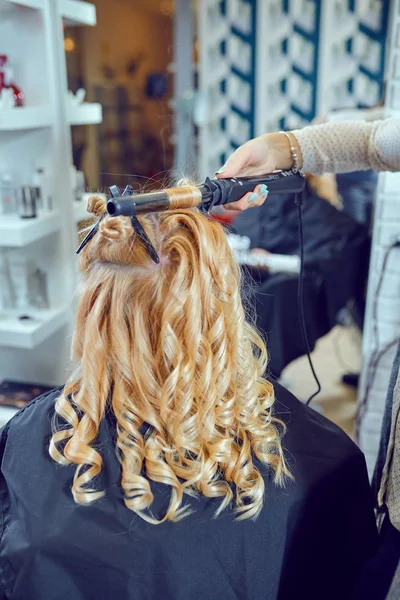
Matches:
[50,207,290,523]
[165,186,202,209]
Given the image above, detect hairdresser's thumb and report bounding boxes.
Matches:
[215,145,251,178]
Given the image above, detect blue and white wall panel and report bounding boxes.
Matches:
[316,0,358,115]
[255,0,389,137]
[287,0,320,128]
[198,0,230,179]
[317,0,389,116]
[354,0,389,108]
[359,0,400,476]
[255,0,293,134]
[227,0,257,154]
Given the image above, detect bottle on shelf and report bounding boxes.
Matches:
[0,55,24,107]
[0,165,16,215]
[17,186,37,219]
[32,164,52,212]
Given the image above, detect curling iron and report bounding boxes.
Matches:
[106,169,306,216]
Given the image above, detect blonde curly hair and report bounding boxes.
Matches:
[49,194,289,524]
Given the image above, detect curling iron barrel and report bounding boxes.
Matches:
[106,169,305,217]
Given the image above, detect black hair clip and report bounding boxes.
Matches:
[110,185,160,264]
[130,216,160,264]
[76,216,104,254]
[76,185,159,263]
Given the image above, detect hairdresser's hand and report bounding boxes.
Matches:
[215,132,302,211]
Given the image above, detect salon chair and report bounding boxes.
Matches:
[233,183,369,378]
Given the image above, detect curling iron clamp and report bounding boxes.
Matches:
[106,169,306,217]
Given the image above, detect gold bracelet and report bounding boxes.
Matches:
[280,130,300,173]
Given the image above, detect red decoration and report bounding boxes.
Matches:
[0,55,24,107]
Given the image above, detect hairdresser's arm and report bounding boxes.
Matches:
[217,118,400,211]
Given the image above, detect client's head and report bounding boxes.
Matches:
[50,194,289,524]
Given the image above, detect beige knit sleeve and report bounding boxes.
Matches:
[291,119,400,175]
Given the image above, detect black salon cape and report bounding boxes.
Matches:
[234,190,369,376]
[0,384,377,600]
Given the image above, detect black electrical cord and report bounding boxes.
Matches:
[356,241,400,438]
[295,191,322,405]
[356,337,399,438]
[372,242,398,352]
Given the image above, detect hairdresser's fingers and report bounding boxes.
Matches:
[215,144,253,178]
[224,184,268,212]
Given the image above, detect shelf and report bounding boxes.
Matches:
[330,60,356,85]
[231,62,251,80]
[231,23,251,42]
[0,106,53,131]
[268,16,291,43]
[208,60,229,84]
[266,98,289,120]
[209,17,229,47]
[59,0,96,26]
[4,0,44,8]
[332,17,356,42]
[230,102,251,121]
[0,212,60,247]
[73,200,89,223]
[208,135,228,158]
[359,21,381,42]
[0,307,69,349]
[292,63,313,83]
[265,58,290,84]
[359,15,382,35]
[67,102,102,126]
[294,18,316,41]
[359,64,381,83]
[210,97,229,121]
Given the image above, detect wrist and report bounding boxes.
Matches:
[288,132,303,170]
[264,132,294,170]
[280,131,304,171]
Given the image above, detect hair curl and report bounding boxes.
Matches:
[49,195,290,524]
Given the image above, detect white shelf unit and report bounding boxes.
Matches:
[0,212,60,247]
[0,106,53,130]
[4,0,44,10]
[67,102,102,126]
[59,0,95,26]
[0,307,70,349]
[0,0,102,401]
[73,201,89,223]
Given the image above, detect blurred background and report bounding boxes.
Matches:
[0,0,398,474]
